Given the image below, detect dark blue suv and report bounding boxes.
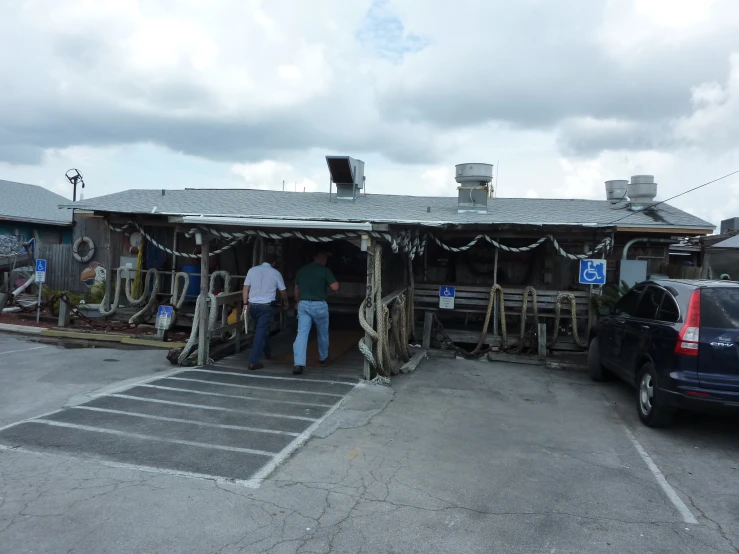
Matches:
[589,279,739,427]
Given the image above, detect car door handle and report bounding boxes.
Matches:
[641,325,650,331]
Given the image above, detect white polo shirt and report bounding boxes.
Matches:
[244,263,286,304]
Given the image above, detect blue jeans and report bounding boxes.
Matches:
[249,303,273,364]
[293,301,329,367]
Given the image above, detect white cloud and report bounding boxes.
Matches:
[1,0,739,228]
[231,160,319,192]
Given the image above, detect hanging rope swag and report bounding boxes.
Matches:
[106,220,612,261]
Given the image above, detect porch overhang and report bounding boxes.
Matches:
[167,215,383,232]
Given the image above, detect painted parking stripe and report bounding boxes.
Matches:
[163,377,342,401]
[112,394,319,422]
[623,426,698,524]
[0,345,48,356]
[244,382,360,488]
[31,419,276,457]
[70,406,300,436]
[0,443,257,487]
[192,368,357,386]
[139,384,335,409]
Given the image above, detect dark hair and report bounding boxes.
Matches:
[314,251,328,262]
[263,253,277,265]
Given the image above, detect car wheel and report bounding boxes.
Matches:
[587,338,609,382]
[637,362,674,428]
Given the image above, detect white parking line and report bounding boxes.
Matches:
[623,426,698,524]
[71,406,300,436]
[112,394,318,422]
[0,345,48,356]
[243,384,358,488]
[139,384,335,408]
[31,419,277,457]
[164,377,343,399]
[193,368,357,386]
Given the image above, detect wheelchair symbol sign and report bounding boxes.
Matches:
[579,259,606,285]
[439,286,455,309]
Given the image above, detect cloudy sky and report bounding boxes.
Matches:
[1,0,738,226]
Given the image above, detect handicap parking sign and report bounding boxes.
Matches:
[439,286,455,309]
[579,259,606,285]
[35,259,47,283]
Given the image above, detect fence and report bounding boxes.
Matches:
[36,244,84,293]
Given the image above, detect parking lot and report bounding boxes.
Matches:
[0,336,358,485]
[1,333,739,553]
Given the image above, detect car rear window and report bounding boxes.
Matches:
[701,288,739,329]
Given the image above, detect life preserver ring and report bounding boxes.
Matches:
[124,230,142,254]
[72,236,95,263]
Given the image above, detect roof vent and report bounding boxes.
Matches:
[628,175,658,211]
[605,180,628,203]
[456,163,493,213]
[326,156,365,202]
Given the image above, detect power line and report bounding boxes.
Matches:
[607,169,739,225]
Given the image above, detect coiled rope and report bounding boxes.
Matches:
[435,286,586,357]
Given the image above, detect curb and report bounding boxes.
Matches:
[0,323,44,336]
[0,324,186,349]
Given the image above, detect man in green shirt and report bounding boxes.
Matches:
[292,252,339,374]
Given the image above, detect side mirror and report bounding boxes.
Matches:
[598,306,612,317]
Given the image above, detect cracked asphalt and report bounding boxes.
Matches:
[1,334,739,553]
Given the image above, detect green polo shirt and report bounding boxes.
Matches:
[296,262,337,301]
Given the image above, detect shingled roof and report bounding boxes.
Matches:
[64,188,714,232]
[1,179,73,226]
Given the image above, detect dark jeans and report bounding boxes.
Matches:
[249,303,274,364]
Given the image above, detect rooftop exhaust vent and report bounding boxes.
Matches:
[456,163,493,214]
[605,180,628,203]
[326,156,365,201]
[628,175,658,211]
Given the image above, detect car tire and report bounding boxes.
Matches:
[587,338,609,382]
[637,362,675,428]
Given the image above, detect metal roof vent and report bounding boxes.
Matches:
[456,163,493,213]
[326,156,365,202]
[605,180,628,204]
[628,175,658,211]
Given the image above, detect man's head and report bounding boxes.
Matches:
[314,252,328,265]
[263,253,277,267]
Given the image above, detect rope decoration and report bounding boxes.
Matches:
[429,234,613,260]
[434,286,587,357]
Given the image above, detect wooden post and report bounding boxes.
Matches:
[363,240,375,381]
[197,236,210,366]
[58,297,71,327]
[537,323,547,358]
[422,311,434,349]
[234,295,242,353]
[170,229,178,295]
[103,225,112,312]
[492,244,499,337]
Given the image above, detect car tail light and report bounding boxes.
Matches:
[675,290,700,356]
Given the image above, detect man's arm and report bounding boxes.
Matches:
[243,269,253,311]
[326,267,339,292]
[280,289,289,310]
[294,285,300,305]
[242,285,250,311]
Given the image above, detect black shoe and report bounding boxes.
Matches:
[248,363,263,371]
[293,365,304,375]
[318,358,329,367]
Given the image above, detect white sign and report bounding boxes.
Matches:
[439,286,456,310]
[35,259,47,284]
[156,305,174,330]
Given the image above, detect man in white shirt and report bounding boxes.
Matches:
[242,254,288,370]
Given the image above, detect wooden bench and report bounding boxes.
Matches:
[413,284,591,351]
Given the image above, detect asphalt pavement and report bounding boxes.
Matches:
[1,334,738,553]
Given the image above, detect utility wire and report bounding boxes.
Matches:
[607,169,739,225]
